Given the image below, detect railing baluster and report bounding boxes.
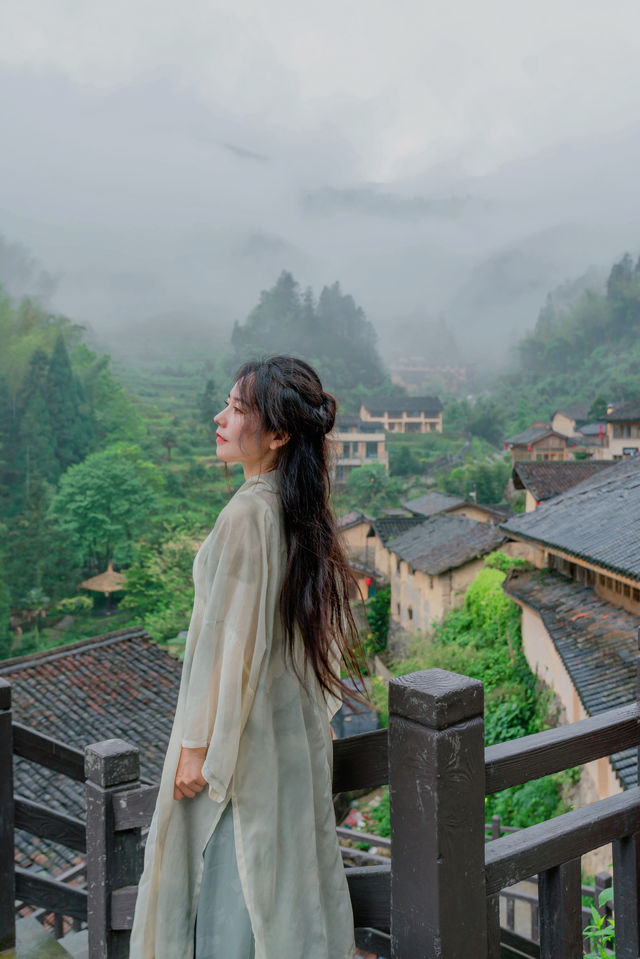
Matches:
[486,894,500,959]
[538,858,582,959]
[85,739,143,959]
[613,834,640,959]
[506,894,515,931]
[531,899,539,942]
[0,679,15,954]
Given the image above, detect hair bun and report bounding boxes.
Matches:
[318,392,336,435]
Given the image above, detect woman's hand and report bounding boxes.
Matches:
[174,746,208,800]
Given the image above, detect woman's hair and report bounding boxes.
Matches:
[235,355,364,702]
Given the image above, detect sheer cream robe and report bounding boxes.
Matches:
[129,472,355,959]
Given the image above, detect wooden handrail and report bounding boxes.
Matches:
[485,702,640,794]
[14,868,88,922]
[13,722,85,781]
[15,796,86,852]
[485,787,640,895]
[332,727,388,793]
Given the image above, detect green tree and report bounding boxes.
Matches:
[49,445,161,569]
[343,463,402,511]
[46,335,95,472]
[18,348,57,488]
[122,524,200,642]
[0,536,11,658]
[230,271,385,397]
[4,478,78,607]
[72,344,145,444]
[199,378,221,436]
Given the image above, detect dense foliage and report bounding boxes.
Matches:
[230,271,389,407]
[369,555,573,831]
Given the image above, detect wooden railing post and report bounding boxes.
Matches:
[85,739,143,959]
[538,858,582,958]
[388,668,486,958]
[0,679,15,953]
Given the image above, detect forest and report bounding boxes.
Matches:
[3,249,640,660]
[2,246,640,836]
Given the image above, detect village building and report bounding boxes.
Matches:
[603,398,640,460]
[512,460,614,512]
[501,456,640,805]
[331,415,388,482]
[504,422,570,464]
[359,395,443,434]
[386,514,507,635]
[403,491,510,525]
[551,401,594,438]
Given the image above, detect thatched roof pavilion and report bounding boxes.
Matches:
[79,561,126,597]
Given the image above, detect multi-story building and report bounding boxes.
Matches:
[359,396,443,434]
[331,416,388,482]
[603,399,640,459]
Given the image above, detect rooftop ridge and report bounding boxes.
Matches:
[0,626,148,673]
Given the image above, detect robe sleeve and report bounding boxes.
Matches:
[181,494,274,802]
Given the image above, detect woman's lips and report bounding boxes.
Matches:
[216,433,226,442]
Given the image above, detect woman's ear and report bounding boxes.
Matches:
[268,432,289,451]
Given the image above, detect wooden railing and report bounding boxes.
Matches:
[3,656,640,958]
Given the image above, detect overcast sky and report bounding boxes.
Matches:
[2,0,640,364]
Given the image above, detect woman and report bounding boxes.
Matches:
[130,356,361,959]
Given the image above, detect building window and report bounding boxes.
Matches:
[408,606,413,621]
[624,584,630,597]
[396,603,400,615]
[633,588,640,602]
[615,580,622,593]
[366,441,378,459]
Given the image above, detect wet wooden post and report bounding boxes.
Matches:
[388,668,486,958]
[538,858,582,959]
[85,739,143,959]
[615,625,640,958]
[0,679,15,953]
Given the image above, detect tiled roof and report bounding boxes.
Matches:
[504,425,564,447]
[553,402,593,423]
[387,513,505,575]
[3,629,181,876]
[604,399,640,422]
[362,395,442,416]
[576,422,606,437]
[402,491,465,517]
[504,570,639,789]
[370,515,423,545]
[513,461,614,503]
[502,456,640,579]
[337,509,371,530]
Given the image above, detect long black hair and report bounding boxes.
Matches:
[235,356,363,701]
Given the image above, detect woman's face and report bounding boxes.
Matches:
[214,380,282,478]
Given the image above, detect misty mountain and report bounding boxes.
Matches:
[4,68,640,373]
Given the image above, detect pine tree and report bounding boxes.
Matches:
[18,349,57,489]
[46,335,95,473]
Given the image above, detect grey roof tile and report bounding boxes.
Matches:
[3,630,181,877]
[502,456,640,578]
[513,461,614,502]
[504,570,639,789]
[387,513,505,575]
[402,492,465,517]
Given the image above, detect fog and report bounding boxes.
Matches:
[3,0,640,368]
